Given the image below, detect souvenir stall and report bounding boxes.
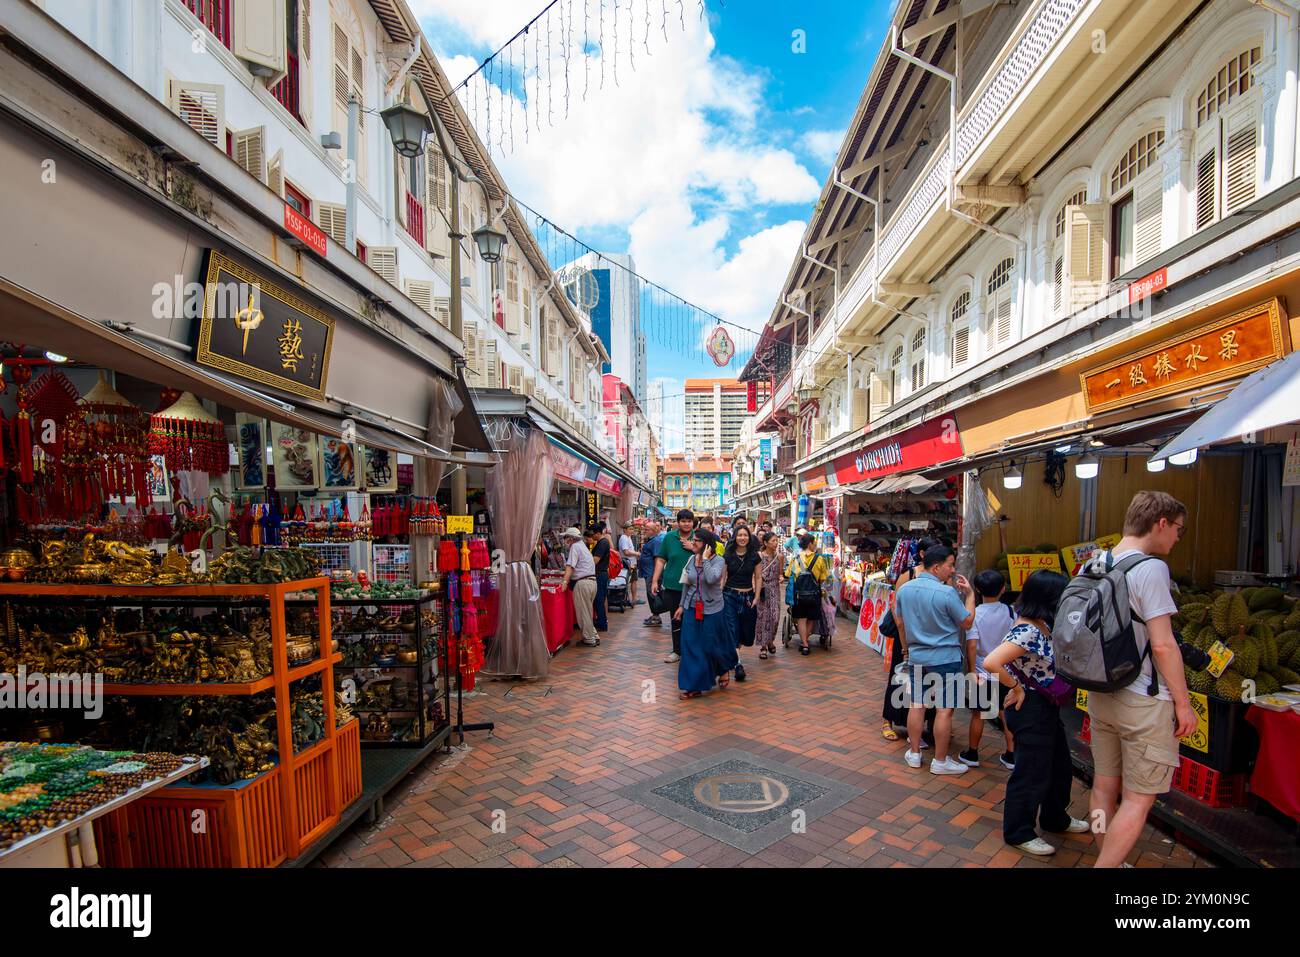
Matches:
[0,343,493,866]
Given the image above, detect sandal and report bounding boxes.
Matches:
[799,644,810,656]
[718,674,731,689]
[758,649,768,660]
[679,691,703,700]
[881,725,900,742]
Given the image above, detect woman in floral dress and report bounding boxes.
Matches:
[753,532,785,659]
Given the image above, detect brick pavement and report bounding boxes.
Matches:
[319,606,1207,869]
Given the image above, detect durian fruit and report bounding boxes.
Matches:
[1182,604,1209,628]
[1285,605,1300,630]
[1277,630,1300,662]
[1255,672,1281,696]
[1197,625,1221,651]
[1240,587,1259,607]
[1214,668,1249,702]
[1266,612,1288,632]
[1255,627,1279,672]
[1229,633,1260,678]
[1185,668,1215,695]
[1289,646,1300,670]
[1272,665,1300,687]
[1210,594,1232,638]
[1249,586,1285,612]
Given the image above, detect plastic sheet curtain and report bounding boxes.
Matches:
[481,423,553,679]
[411,377,464,581]
[615,482,634,529]
[957,470,997,580]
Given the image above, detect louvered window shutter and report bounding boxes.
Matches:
[1052,251,1064,314]
[1224,105,1259,214]
[170,80,225,147]
[351,46,366,186]
[369,246,398,285]
[1065,206,1104,284]
[951,325,969,368]
[316,202,346,245]
[424,141,450,257]
[1195,141,1218,230]
[521,285,534,354]
[233,126,267,183]
[432,296,451,329]
[996,298,1012,346]
[405,279,434,314]
[1132,169,1163,266]
[868,371,891,421]
[267,148,284,197]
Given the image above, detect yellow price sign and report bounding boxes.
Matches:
[1007,553,1065,590]
[1076,689,1089,713]
[445,515,473,534]
[1179,691,1211,753]
[1060,534,1121,576]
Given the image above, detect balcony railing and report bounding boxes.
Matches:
[271,51,301,124]
[185,0,231,49]
[404,192,425,247]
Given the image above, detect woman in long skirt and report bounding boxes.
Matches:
[753,532,785,659]
[675,528,731,697]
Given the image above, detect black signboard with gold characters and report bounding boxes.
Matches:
[195,251,335,401]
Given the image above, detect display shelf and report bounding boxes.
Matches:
[1,577,358,864]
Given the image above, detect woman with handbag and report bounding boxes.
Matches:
[675,528,732,698]
[753,532,785,659]
[722,524,762,680]
[980,570,1089,856]
[785,533,829,657]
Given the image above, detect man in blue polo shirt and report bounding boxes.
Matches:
[894,544,976,776]
[638,520,665,627]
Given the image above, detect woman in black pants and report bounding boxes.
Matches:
[881,540,936,744]
[981,570,1090,857]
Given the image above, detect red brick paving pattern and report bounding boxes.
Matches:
[319,609,1206,868]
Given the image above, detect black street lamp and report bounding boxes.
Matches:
[379,101,432,158]
[471,223,508,264]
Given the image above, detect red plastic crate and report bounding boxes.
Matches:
[1172,756,1249,808]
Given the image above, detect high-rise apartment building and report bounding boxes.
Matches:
[559,251,647,404]
[684,379,748,460]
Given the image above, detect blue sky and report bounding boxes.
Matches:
[409,0,894,447]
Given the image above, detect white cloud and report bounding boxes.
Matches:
[440,53,479,88]
[801,128,845,167]
[407,0,541,47]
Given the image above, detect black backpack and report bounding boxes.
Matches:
[1053,552,1158,694]
[793,555,822,604]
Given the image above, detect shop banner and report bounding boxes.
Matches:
[195,250,335,401]
[801,468,830,494]
[855,580,893,656]
[595,471,623,495]
[1060,533,1121,575]
[760,438,773,472]
[584,490,600,533]
[548,441,592,488]
[772,486,789,504]
[1007,552,1065,590]
[1080,298,1287,415]
[830,415,963,486]
[747,380,757,413]
[825,496,840,534]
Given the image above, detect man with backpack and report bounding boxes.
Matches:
[1054,491,1196,868]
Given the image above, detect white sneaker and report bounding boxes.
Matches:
[582,637,599,646]
[664,652,681,663]
[929,756,969,775]
[903,749,922,769]
[1065,817,1091,834]
[1015,837,1057,856]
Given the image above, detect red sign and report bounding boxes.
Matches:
[595,471,623,495]
[1128,267,1167,304]
[284,204,328,257]
[831,415,963,485]
[746,380,757,413]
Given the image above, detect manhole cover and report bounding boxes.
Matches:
[693,773,790,813]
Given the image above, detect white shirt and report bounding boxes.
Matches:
[618,533,636,558]
[565,541,596,579]
[968,601,1016,678]
[1102,548,1178,701]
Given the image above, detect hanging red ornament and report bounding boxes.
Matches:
[149,391,228,476]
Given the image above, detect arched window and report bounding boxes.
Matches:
[890,343,904,399]
[984,258,1015,351]
[950,291,971,368]
[1195,47,1262,229]
[1051,188,1087,316]
[1110,130,1165,275]
[910,327,927,392]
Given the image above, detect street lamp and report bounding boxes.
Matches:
[379,101,433,158]
[471,223,508,264]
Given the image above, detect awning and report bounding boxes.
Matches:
[1153,350,1300,461]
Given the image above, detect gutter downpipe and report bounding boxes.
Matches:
[831,169,927,325]
[888,23,1028,334]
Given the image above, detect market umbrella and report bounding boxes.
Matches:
[1151,350,1300,462]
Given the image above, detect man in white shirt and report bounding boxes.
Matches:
[1086,491,1197,868]
[618,522,641,606]
[562,527,600,647]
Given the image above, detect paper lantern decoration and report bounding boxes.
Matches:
[149,391,228,476]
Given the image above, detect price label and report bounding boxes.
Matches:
[1180,691,1211,753]
[1007,553,1064,590]
[1206,641,1235,678]
[446,515,473,534]
[1076,688,1089,713]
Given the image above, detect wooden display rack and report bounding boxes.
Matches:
[0,577,360,866]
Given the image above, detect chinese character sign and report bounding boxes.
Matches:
[1081,299,1286,414]
[1007,553,1065,590]
[1060,534,1121,576]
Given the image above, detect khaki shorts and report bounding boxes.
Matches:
[1087,690,1179,795]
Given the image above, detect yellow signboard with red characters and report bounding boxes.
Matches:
[1007,553,1065,590]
